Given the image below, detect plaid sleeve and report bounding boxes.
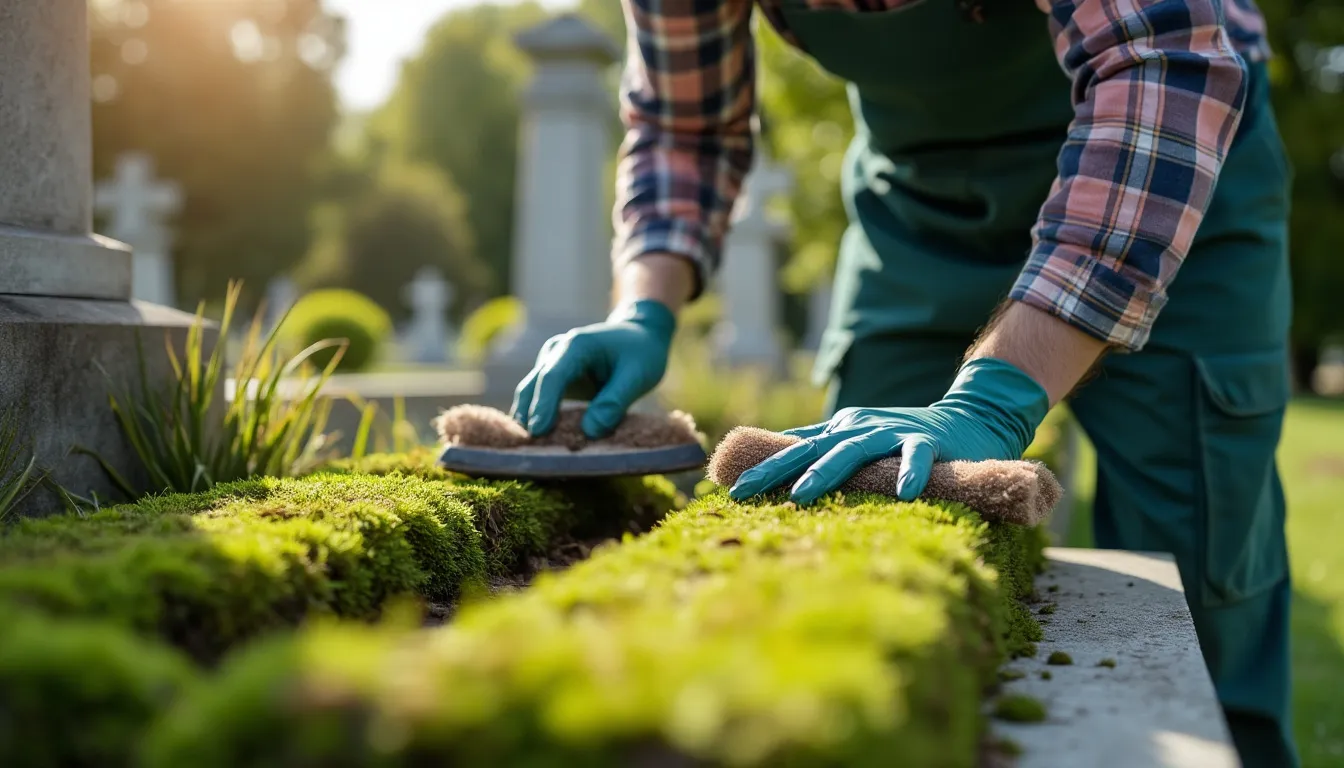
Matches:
[611,0,757,298]
[1010,0,1249,350]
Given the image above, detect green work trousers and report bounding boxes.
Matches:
[820,62,1297,768]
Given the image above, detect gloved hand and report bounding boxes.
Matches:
[727,357,1050,505]
[510,299,676,440]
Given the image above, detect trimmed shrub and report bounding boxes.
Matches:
[145,493,1044,767]
[278,288,391,372]
[0,608,197,768]
[458,295,524,364]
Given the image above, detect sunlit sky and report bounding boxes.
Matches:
[326,0,576,112]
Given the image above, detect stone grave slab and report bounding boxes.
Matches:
[991,547,1240,768]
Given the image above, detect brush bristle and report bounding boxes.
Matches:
[706,426,1059,525]
[434,402,703,451]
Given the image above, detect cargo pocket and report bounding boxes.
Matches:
[1194,348,1290,607]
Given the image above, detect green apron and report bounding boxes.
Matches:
[779,1,1298,766]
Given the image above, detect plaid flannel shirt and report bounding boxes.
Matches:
[612,0,1271,350]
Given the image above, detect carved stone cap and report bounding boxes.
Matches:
[514,13,619,64]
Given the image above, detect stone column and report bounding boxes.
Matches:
[0,0,131,298]
[485,14,618,404]
[0,0,203,516]
[714,154,793,373]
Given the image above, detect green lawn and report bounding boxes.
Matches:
[1063,398,1344,767]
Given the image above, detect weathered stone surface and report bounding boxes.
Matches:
[0,226,132,300]
[0,0,92,236]
[0,296,209,516]
[0,0,132,301]
[992,548,1240,768]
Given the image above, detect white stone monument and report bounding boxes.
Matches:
[714,152,793,371]
[94,151,183,307]
[485,14,619,402]
[402,266,454,365]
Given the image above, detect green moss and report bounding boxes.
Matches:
[993,695,1047,723]
[1046,584,1059,593]
[323,452,684,551]
[0,474,488,660]
[1040,670,1052,680]
[147,494,1046,767]
[999,668,1026,682]
[1098,658,1117,668]
[1046,651,1073,666]
[1038,603,1056,615]
[0,608,197,768]
[993,736,1024,757]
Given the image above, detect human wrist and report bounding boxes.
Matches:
[940,357,1050,456]
[607,297,677,340]
[614,253,696,314]
[966,300,1108,406]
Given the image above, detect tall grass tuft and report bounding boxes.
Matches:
[0,408,40,522]
[85,281,367,498]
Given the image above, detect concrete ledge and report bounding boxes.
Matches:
[991,548,1239,768]
[0,296,209,517]
[0,226,132,300]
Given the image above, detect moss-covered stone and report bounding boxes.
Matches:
[0,608,197,768]
[145,493,1046,767]
[1046,651,1073,666]
[1098,658,1117,668]
[999,668,1026,682]
[0,474,529,660]
[323,452,685,552]
[993,695,1047,723]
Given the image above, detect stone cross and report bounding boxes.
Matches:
[94,151,182,307]
[714,153,794,371]
[402,266,454,364]
[484,14,619,401]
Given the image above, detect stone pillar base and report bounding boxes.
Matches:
[0,224,132,300]
[0,296,212,517]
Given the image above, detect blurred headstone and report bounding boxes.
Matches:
[803,278,833,353]
[264,276,299,333]
[715,152,793,372]
[484,14,619,404]
[403,266,454,364]
[94,151,182,307]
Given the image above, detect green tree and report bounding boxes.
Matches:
[368,2,550,297]
[1258,0,1344,381]
[297,162,489,323]
[90,0,344,311]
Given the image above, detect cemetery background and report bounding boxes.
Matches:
[0,0,1340,765]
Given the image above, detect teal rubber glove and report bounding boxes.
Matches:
[728,357,1050,505]
[510,299,676,440]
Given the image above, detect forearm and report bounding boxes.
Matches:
[966,300,1109,407]
[613,253,696,314]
